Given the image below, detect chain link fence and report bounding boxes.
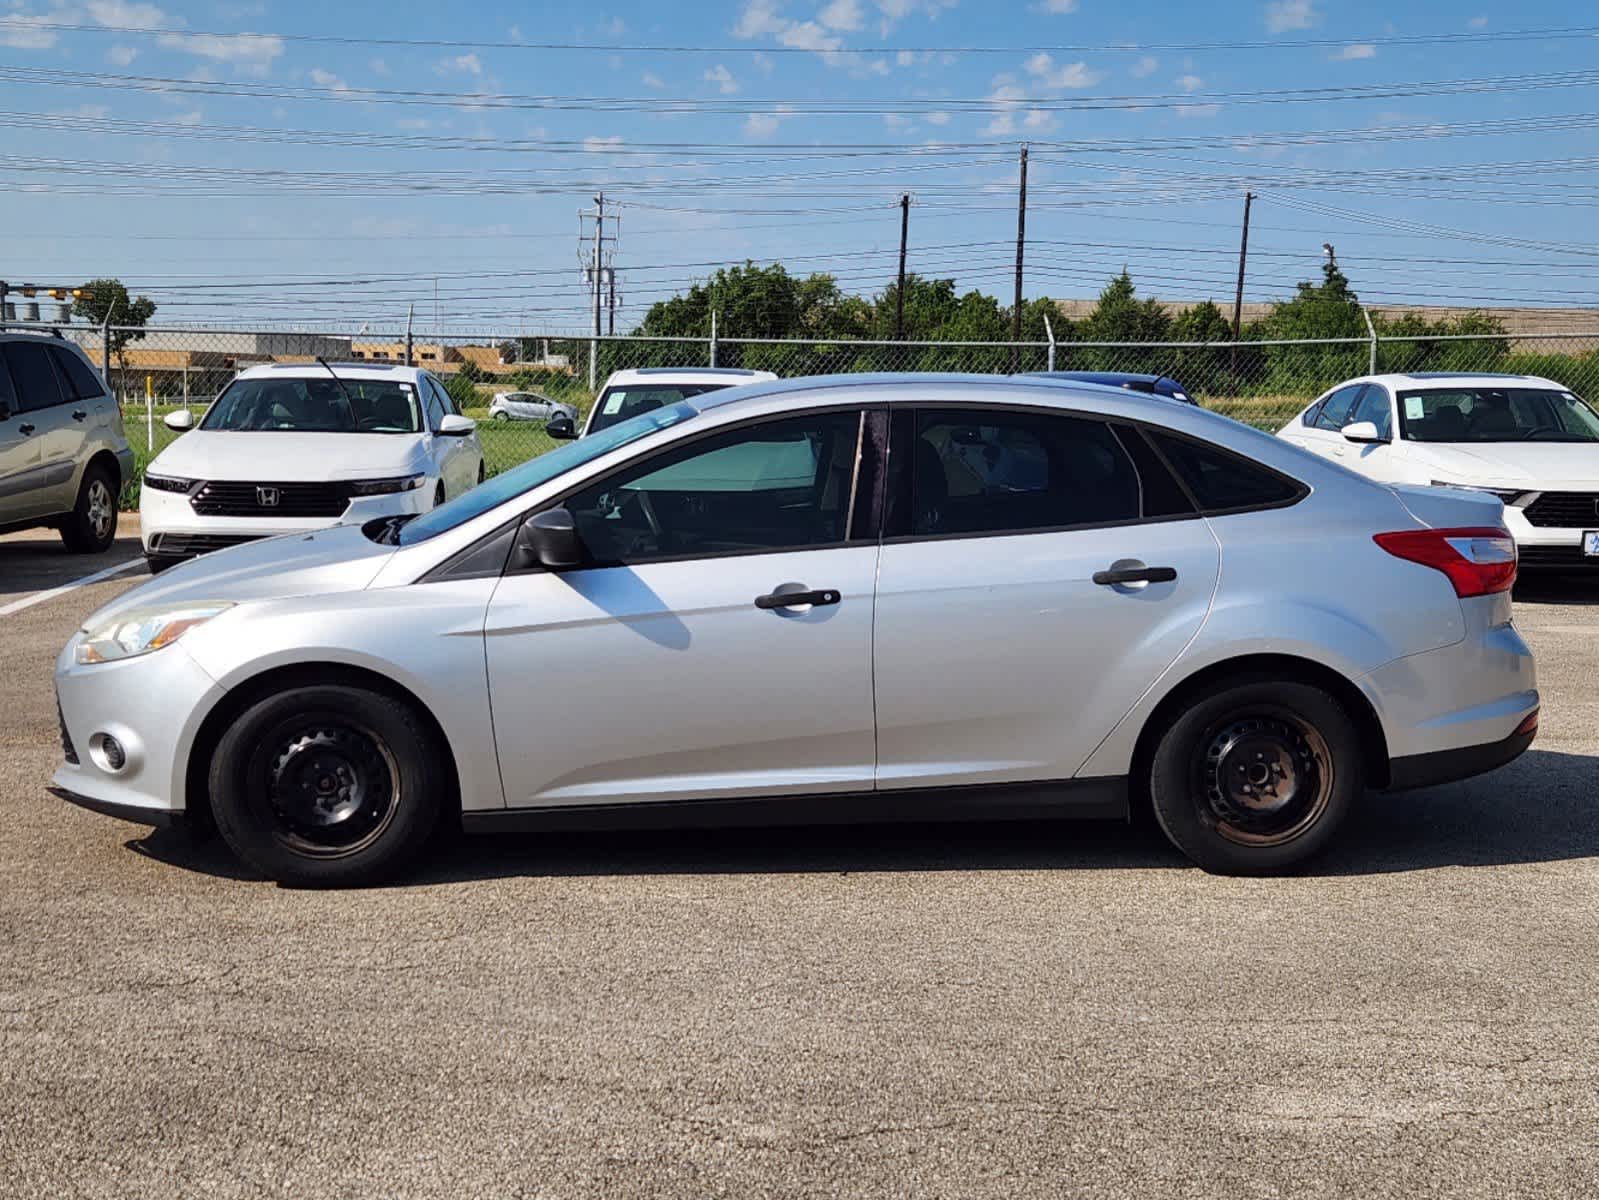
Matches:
[42,323,1599,505]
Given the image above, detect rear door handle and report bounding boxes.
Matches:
[72,410,88,422]
[1093,566,1177,586]
[755,587,841,610]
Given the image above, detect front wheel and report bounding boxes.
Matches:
[1148,679,1361,875]
[60,464,118,553]
[208,684,446,886]
[493,411,510,422]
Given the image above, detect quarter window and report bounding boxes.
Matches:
[898,409,1147,537]
[1149,432,1304,512]
[47,346,106,400]
[562,411,865,565]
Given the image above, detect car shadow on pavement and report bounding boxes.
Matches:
[0,529,147,603]
[1515,575,1599,606]
[123,749,1597,886]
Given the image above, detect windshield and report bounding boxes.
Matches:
[587,382,731,434]
[396,401,698,545]
[1399,387,1599,443]
[202,376,421,434]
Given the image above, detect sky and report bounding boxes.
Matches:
[3,0,1599,333]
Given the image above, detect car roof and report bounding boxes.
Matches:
[602,367,780,387]
[1354,371,1567,391]
[236,361,428,382]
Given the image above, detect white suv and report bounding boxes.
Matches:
[1280,371,1599,567]
[0,331,134,553]
[140,362,483,570]
[576,367,779,437]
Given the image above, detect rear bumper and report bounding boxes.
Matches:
[1386,720,1537,791]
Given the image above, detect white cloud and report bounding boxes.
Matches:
[1264,0,1316,33]
[54,103,112,119]
[0,15,58,49]
[1176,73,1203,92]
[1332,43,1375,60]
[1023,108,1056,131]
[1024,53,1102,89]
[1131,55,1157,77]
[173,109,205,126]
[735,0,787,38]
[820,0,865,31]
[1468,15,1488,28]
[1035,0,1078,10]
[925,110,950,125]
[753,51,775,73]
[106,44,140,66]
[641,71,666,88]
[395,118,437,130]
[583,135,624,152]
[599,15,626,35]
[896,48,915,66]
[369,57,391,75]
[158,32,285,72]
[309,67,350,93]
[884,112,913,130]
[1176,103,1222,119]
[87,0,170,29]
[744,105,795,137]
[437,52,484,76]
[981,76,1027,136]
[703,64,739,94]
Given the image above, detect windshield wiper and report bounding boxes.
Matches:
[315,356,359,418]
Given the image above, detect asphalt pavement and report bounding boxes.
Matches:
[2,522,1596,1198]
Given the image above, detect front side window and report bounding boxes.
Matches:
[564,410,864,564]
[201,377,422,433]
[898,409,1145,537]
[1398,388,1599,443]
[2,343,66,413]
[1350,385,1392,439]
[1312,384,1363,432]
[587,383,731,434]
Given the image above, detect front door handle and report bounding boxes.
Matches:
[1093,565,1177,586]
[756,586,841,611]
[18,423,34,436]
[72,409,88,422]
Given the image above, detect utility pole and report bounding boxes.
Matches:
[606,267,618,336]
[578,193,618,391]
[1230,190,1254,376]
[895,193,910,340]
[1011,144,1029,371]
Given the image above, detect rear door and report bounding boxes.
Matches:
[0,347,43,524]
[422,375,471,498]
[871,405,1221,791]
[43,344,109,493]
[0,341,72,517]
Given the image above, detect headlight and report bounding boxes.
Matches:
[75,603,233,665]
[1429,481,1531,506]
[347,474,427,496]
[143,474,195,494]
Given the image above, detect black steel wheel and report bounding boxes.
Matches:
[1149,678,1361,875]
[210,684,446,886]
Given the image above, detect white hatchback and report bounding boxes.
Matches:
[140,363,482,570]
[1279,372,1599,568]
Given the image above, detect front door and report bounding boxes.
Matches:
[872,406,1222,790]
[484,407,879,808]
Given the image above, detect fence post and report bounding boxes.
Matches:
[145,374,154,452]
[404,303,415,368]
[709,311,718,368]
[1043,313,1056,372]
[98,296,117,393]
[1361,305,1378,375]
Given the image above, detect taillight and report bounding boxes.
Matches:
[1373,526,1517,597]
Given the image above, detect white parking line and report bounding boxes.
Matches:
[0,557,146,618]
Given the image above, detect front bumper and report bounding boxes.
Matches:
[52,636,225,821]
[50,785,182,827]
[139,484,432,558]
[1503,505,1599,566]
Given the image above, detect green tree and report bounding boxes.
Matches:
[1071,271,1172,372]
[443,369,480,411]
[456,358,484,384]
[1167,300,1238,395]
[1258,261,1368,391]
[71,278,157,375]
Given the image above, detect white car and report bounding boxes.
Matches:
[1280,372,1599,568]
[487,390,577,423]
[578,367,779,436]
[140,363,483,571]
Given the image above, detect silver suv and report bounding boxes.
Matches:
[0,331,134,553]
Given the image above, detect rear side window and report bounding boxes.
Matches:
[1150,432,1305,513]
[1,342,66,413]
[47,346,106,400]
[896,409,1148,537]
[0,349,16,415]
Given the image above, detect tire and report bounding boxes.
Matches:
[59,463,118,553]
[145,552,183,575]
[1147,678,1361,876]
[493,411,510,422]
[208,684,446,886]
[433,481,446,508]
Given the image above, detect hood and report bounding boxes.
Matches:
[149,430,429,482]
[1410,440,1599,489]
[81,522,393,629]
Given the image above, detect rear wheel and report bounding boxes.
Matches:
[59,464,118,553]
[493,411,510,422]
[208,684,445,886]
[1148,678,1361,875]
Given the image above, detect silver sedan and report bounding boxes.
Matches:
[52,375,1538,885]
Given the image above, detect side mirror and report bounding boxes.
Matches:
[516,508,584,571]
[546,413,577,440]
[438,413,476,437]
[1341,420,1385,444]
[163,409,194,432]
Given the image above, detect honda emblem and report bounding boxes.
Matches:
[256,486,280,507]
